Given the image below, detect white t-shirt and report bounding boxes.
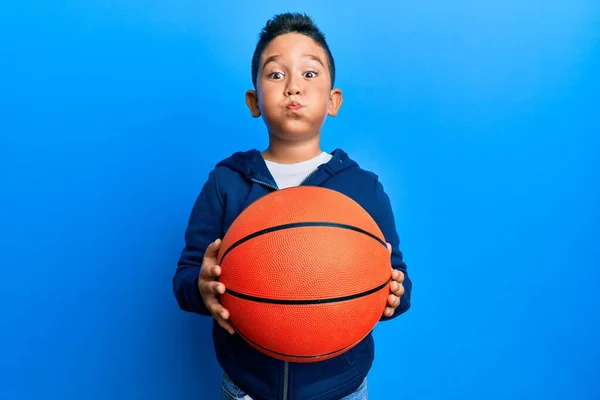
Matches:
[264,151,333,189]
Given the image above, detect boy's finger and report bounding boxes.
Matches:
[388,294,400,308]
[200,280,216,295]
[202,239,222,264]
[210,265,222,277]
[208,302,229,320]
[392,270,405,283]
[216,317,235,335]
[218,307,230,320]
[210,305,235,335]
[400,271,404,282]
[199,265,212,280]
[390,281,404,296]
[203,295,219,311]
[383,307,394,317]
[199,264,221,280]
[206,281,225,295]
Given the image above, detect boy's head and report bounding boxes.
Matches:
[245,13,343,142]
[250,13,336,89]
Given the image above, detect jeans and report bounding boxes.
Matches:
[220,373,368,400]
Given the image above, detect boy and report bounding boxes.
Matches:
[173,12,412,400]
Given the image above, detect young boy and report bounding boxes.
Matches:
[173,12,412,400]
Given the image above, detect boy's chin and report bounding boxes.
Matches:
[271,130,319,141]
[269,122,320,141]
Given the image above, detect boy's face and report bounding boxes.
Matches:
[246,33,342,141]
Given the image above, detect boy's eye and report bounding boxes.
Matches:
[268,72,285,80]
[304,70,318,78]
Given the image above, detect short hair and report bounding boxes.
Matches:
[251,12,336,89]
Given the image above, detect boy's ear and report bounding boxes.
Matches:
[245,90,261,118]
[327,88,343,117]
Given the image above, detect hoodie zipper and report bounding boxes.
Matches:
[282,362,289,400]
[298,168,319,186]
[250,178,278,191]
[251,166,319,190]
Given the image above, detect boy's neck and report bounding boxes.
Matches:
[261,135,323,164]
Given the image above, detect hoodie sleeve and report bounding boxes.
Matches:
[370,177,412,321]
[172,168,225,316]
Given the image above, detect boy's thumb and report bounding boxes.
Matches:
[204,239,222,261]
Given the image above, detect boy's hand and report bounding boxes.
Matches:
[383,243,405,318]
[198,239,235,334]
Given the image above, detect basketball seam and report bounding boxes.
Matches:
[224,278,390,305]
[219,221,387,264]
[229,320,370,359]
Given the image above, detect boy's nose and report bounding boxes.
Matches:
[286,87,301,96]
[285,78,302,96]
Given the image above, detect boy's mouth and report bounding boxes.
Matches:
[286,101,303,111]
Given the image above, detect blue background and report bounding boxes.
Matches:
[1,1,599,399]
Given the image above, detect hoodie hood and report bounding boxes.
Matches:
[215,148,359,188]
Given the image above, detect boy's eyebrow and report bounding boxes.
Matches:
[261,54,326,69]
[303,54,325,67]
[262,55,281,69]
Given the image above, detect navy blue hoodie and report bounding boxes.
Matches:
[173,148,412,400]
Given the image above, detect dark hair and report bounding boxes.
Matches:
[251,12,336,88]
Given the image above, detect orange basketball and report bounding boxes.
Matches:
[217,186,391,363]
